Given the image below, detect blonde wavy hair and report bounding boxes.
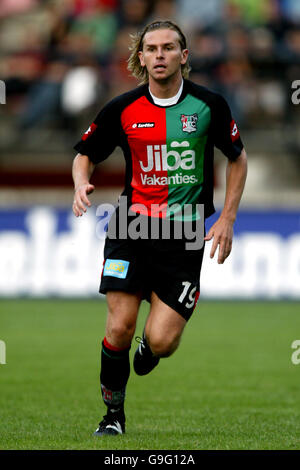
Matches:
[127,20,191,85]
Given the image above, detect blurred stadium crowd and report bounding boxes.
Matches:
[0,1,299,299]
[1,0,300,156]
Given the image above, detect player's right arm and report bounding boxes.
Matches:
[72,153,96,217]
[72,96,124,217]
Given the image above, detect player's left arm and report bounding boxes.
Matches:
[204,148,247,264]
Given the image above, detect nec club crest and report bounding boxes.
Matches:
[82,122,98,141]
[180,113,198,133]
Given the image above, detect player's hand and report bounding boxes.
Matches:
[72,183,95,217]
[204,217,234,264]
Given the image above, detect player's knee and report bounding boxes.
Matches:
[148,334,179,358]
[108,321,136,345]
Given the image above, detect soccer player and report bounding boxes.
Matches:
[72,20,247,436]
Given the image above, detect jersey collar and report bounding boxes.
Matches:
[145,78,188,108]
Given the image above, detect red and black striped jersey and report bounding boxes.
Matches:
[74,79,244,219]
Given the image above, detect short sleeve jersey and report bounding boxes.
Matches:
[74,79,244,219]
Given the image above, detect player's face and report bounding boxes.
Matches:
[138,29,188,83]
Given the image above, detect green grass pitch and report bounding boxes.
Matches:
[0,299,300,450]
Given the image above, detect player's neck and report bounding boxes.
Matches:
[148,74,183,99]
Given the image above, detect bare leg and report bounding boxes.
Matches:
[145,291,187,357]
[105,290,143,348]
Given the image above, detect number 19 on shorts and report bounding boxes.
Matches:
[178,281,197,309]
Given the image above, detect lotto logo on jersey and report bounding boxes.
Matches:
[132,122,155,128]
[82,122,98,141]
[230,119,240,142]
[141,141,195,172]
[103,259,129,279]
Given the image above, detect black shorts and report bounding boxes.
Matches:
[99,235,205,321]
